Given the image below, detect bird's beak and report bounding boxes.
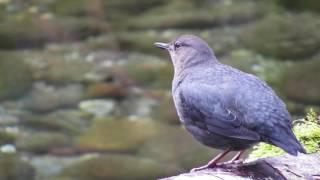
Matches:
[154,42,170,50]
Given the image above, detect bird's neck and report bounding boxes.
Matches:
[173,55,218,78]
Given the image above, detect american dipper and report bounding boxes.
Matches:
[154,35,306,171]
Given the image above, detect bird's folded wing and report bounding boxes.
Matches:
[180,83,260,141]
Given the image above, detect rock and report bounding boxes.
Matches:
[280,58,320,104]
[123,0,264,30]
[49,0,88,17]
[0,14,45,49]
[0,12,109,49]
[118,53,173,89]
[138,125,218,170]
[30,155,81,180]
[0,131,16,146]
[79,99,116,118]
[20,109,91,134]
[22,82,84,112]
[276,0,320,12]
[115,30,174,56]
[75,118,160,152]
[241,13,320,59]
[0,52,32,100]
[25,50,94,84]
[59,154,183,180]
[120,90,159,119]
[86,82,128,99]
[116,27,243,57]
[0,153,35,180]
[151,91,180,124]
[0,105,19,126]
[16,132,70,153]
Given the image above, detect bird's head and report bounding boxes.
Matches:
[154,35,216,73]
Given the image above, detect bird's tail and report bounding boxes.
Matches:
[268,129,306,156]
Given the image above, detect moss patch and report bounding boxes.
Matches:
[250,109,320,159]
[241,13,320,59]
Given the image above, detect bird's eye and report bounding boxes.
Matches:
[174,42,182,50]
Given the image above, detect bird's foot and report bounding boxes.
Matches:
[190,159,244,172]
[216,159,244,168]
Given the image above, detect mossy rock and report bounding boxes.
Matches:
[76,118,161,152]
[49,0,88,17]
[0,153,35,180]
[123,0,264,30]
[59,154,182,180]
[21,110,90,134]
[0,52,32,100]
[118,53,173,89]
[25,50,93,84]
[0,15,44,49]
[276,0,320,12]
[241,13,320,59]
[16,132,70,153]
[0,13,109,49]
[0,131,16,146]
[151,92,180,124]
[280,58,320,104]
[138,125,215,170]
[115,31,175,56]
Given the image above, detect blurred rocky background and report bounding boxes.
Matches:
[0,0,319,179]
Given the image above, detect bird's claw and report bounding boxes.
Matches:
[190,159,244,172]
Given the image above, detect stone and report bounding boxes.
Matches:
[280,58,320,104]
[138,125,219,170]
[118,53,173,89]
[16,132,70,153]
[25,50,94,84]
[152,91,180,124]
[0,153,35,180]
[75,118,160,152]
[241,13,320,59]
[123,0,264,30]
[30,155,81,180]
[22,82,84,112]
[276,0,320,12]
[59,154,183,180]
[86,83,128,99]
[0,52,32,100]
[21,109,91,134]
[79,99,115,118]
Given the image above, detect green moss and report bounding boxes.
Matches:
[123,1,264,30]
[119,53,173,89]
[0,153,35,180]
[281,58,320,104]
[250,109,320,159]
[241,13,320,59]
[0,51,32,100]
[76,118,160,152]
[276,0,320,12]
[16,132,70,153]
[50,0,87,17]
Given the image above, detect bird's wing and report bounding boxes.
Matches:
[180,83,260,141]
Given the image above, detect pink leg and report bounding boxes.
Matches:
[229,150,245,162]
[191,148,231,172]
[217,150,245,167]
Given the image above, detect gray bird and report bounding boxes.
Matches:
[154,35,306,171]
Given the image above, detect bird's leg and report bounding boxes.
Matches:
[229,150,245,163]
[218,150,245,167]
[190,148,231,172]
